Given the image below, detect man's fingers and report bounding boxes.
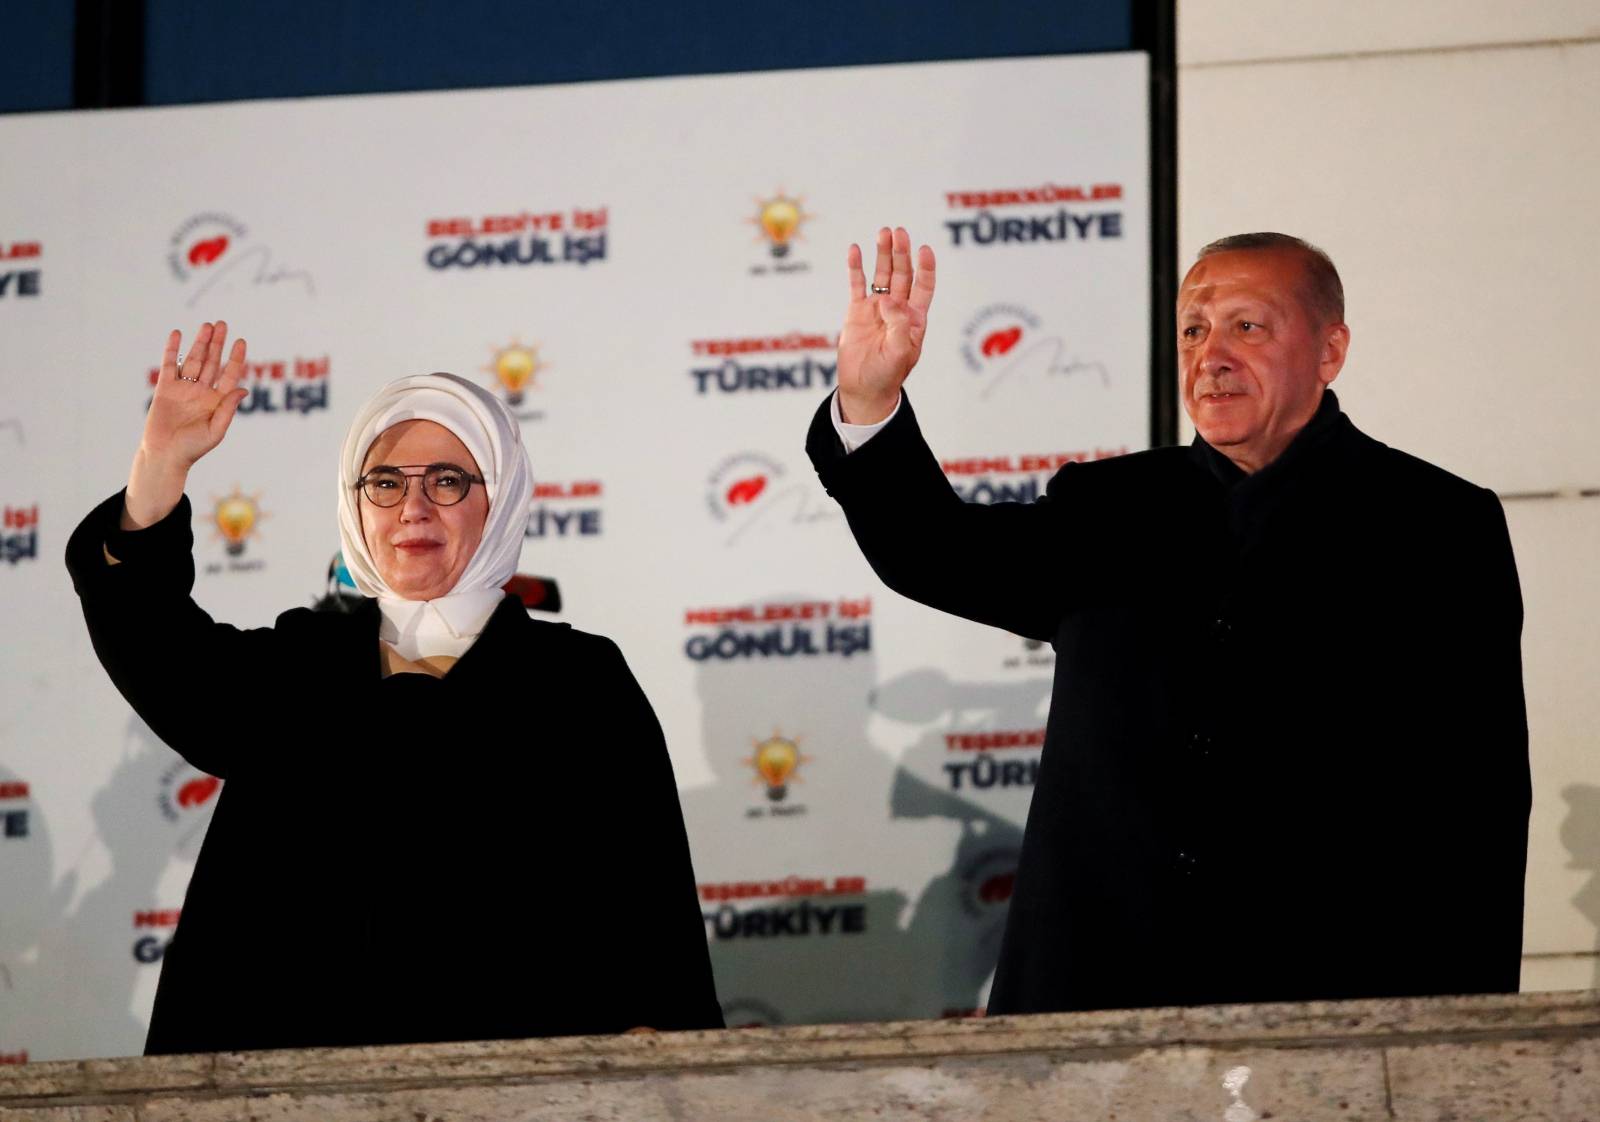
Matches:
[889,227,913,301]
[909,244,937,315]
[215,338,248,394]
[877,293,912,335]
[880,293,929,356]
[870,226,892,294]
[846,243,866,302]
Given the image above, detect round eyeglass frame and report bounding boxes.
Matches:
[355,464,486,508]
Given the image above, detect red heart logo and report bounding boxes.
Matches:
[504,575,549,609]
[725,475,767,506]
[978,871,1016,904]
[177,775,221,809]
[981,327,1023,357]
[188,236,229,267]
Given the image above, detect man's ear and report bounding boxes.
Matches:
[1320,323,1351,386]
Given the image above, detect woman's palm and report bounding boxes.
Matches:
[144,322,249,469]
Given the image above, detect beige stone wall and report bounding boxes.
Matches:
[4,991,1597,1121]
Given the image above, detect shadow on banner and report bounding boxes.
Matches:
[680,610,1048,1025]
[0,721,219,1062]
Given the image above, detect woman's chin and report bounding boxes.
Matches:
[380,569,453,601]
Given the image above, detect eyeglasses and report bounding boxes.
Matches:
[356,464,485,508]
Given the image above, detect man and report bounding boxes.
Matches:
[807,227,1529,1012]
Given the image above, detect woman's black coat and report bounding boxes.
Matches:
[68,491,723,1054]
[808,390,1530,1013]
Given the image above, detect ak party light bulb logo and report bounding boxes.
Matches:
[209,488,267,562]
[748,731,809,802]
[748,190,813,275]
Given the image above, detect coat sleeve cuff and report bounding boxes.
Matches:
[66,490,196,596]
[831,389,902,452]
[806,389,941,502]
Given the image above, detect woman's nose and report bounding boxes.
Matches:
[398,482,432,521]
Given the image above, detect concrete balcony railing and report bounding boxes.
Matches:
[2,990,1597,1121]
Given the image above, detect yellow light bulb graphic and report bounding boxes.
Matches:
[749,733,806,802]
[752,193,809,259]
[214,492,259,556]
[484,340,543,407]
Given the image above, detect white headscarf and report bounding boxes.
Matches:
[337,372,532,661]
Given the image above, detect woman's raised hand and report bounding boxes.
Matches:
[145,322,249,467]
[121,322,249,530]
[836,226,937,425]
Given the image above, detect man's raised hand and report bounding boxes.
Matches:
[836,227,936,424]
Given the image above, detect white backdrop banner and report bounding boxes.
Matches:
[0,52,1150,1060]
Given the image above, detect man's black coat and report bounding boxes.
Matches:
[807,391,1530,1013]
[68,491,723,1053]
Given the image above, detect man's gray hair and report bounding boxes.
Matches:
[1197,232,1345,325]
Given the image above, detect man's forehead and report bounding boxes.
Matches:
[1178,250,1304,310]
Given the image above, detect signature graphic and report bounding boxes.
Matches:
[724,483,838,546]
[186,244,315,307]
[979,336,1109,400]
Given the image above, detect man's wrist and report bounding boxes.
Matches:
[838,390,900,426]
[831,389,902,454]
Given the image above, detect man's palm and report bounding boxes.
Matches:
[836,227,937,423]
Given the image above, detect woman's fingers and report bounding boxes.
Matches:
[175,322,211,384]
[215,337,248,394]
[199,320,228,386]
[187,321,212,359]
[889,227,913,301]
[137,320,247,473]
[159,329,182,381]
[207,388,249,445]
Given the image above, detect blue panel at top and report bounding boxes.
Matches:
[0,0,75,113]
[142,0,1133,106]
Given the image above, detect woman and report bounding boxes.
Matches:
[67,322,722,1054]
